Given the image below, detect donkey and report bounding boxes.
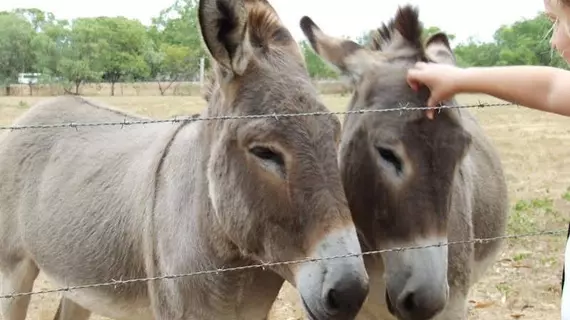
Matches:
[0,0,371,319]
[299,5,509,320]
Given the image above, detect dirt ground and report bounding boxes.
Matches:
[0,93,569,320]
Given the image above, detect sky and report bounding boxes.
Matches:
[0,0,546,45]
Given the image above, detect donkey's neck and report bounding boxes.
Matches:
[153,110,237,266]
[151,111,285,318]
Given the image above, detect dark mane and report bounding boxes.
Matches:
[368,5,426,61]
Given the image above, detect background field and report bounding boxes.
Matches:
[1,92,569,320]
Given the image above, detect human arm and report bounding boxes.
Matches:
[407,63,570,117]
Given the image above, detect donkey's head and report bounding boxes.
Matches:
[199,0,368,318]
[300,5,471,320]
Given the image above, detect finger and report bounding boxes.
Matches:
[406,71,421,91]
[413,61,428,69]
[426,109,435,120]
[407,79,419,91]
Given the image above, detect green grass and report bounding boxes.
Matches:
[508,197,556,234]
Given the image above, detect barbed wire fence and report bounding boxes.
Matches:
[0,101,513,131]
[0,100,566,301]
[0,230,564,300]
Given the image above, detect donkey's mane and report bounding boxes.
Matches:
[201,69,216,102]
[368,5,425,60]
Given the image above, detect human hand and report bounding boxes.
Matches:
[406,62,465,119]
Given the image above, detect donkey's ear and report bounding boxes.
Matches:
[300,16,376,83]
[198,0,253,77]
[425,32,456,65]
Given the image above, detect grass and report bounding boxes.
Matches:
[0,92,569,319]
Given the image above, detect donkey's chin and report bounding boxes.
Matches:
[301,296,322,320]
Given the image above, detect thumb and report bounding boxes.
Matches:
[427,96,437,108]
[406,70,422,91]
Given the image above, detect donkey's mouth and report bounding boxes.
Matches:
[385,290,396,316]
[301,297,320,320]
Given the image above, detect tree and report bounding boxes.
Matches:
[89,17,151,95]
[0,12,35,95]
[150,0,205,65]
[28,12,70,94]
[57,18,104,94]
[493,14,567,68]
[13,8,56,32]
[147,0,205,94]
[145,41,197,95]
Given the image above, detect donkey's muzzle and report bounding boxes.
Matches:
[386,284,447,320]
[382,238,449,320]
[296,226,369,319]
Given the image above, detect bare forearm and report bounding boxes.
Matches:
[458,66,570,116]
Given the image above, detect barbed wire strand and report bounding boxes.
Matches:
[0,102,516,131]
[0,228,563,300]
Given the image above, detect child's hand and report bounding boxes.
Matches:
[407,62,465,118]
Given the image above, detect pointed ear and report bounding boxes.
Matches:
[425,32,456,65]
[198,0,253,78]
[300,16,378,83]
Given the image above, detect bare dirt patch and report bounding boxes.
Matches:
[0,93,568,319]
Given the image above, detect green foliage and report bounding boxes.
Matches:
[454,13,567,69]
[90,17,151,94]
[0,6,567,95]
[150,0,205,67]
[0,12,35,87]
[300,40,338,79]
[423,26,456,42]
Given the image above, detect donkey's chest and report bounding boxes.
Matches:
[46,275,153,320]
[356,261,395,320]
[47,272,279,320]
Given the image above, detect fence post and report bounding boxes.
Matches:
[199,57,205,87]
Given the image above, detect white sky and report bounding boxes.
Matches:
[0,0,546,44]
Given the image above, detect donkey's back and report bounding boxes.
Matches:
[0,96,187,319]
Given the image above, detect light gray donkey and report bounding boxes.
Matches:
[0,0,371,319]
[299,5,509,320]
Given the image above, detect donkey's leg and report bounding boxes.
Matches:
[0,257,39,320]
[53,297,91,320]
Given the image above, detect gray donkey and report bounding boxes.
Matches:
[0,0,370,319]
[299,5,509,320]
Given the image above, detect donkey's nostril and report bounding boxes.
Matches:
[397,288,446,319]
[326,289,340,310]
[402,292,416,312]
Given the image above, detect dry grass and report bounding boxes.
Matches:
[1,80,350,97]
[0,93,568,320]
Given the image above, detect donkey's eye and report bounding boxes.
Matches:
[376,147,402,173]
[249,146,285,166]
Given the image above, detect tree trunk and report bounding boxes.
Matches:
[75,80,81,95]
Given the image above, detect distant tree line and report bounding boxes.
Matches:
[0,1,565,96]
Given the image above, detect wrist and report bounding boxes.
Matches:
[452,67,474,93]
